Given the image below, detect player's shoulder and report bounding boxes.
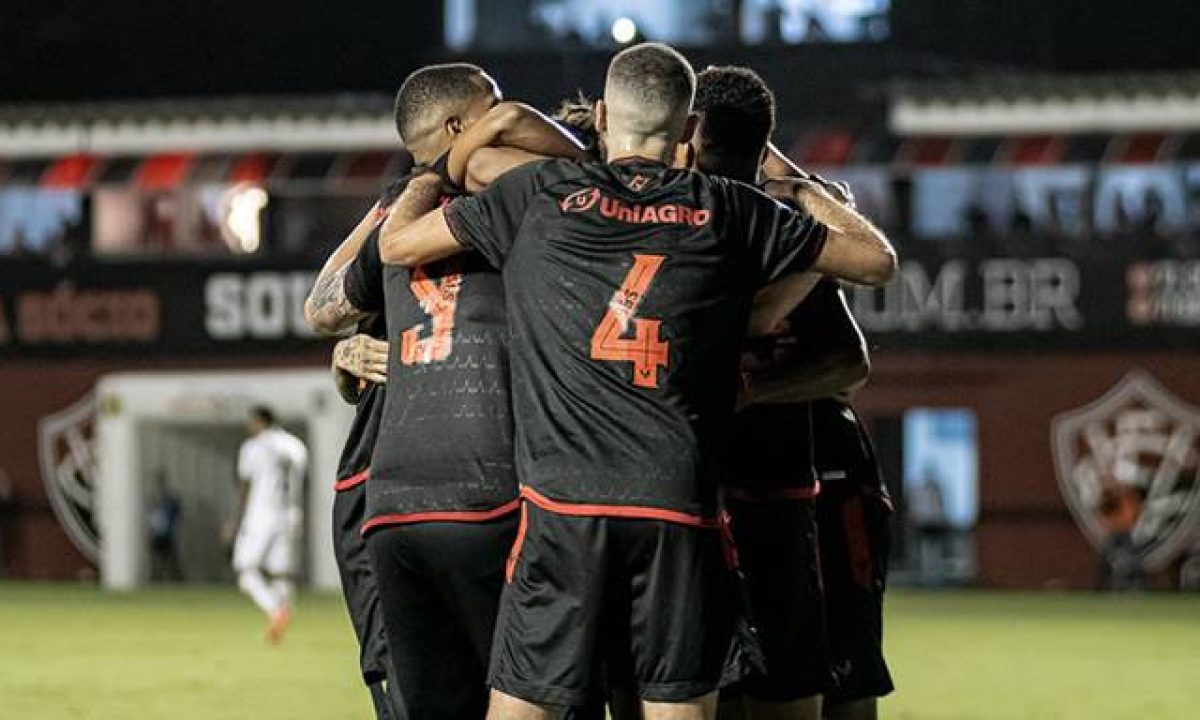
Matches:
[285,433,308,458]
[238,436,263,467]
[693,173,777,211]
[270,428,306,451]
[508,157,586,187]
[475,158,589,204]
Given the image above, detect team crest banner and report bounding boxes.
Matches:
[37,393,100,562]
[1052,371,1200,571]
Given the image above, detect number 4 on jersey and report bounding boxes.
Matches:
[590,254,669,388]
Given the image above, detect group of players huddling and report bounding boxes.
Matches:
[302,42,897,720]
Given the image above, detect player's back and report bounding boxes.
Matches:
[240,428,306,521]
[264,427,308,488]
[346,163,518,527]
[448,158,826,520]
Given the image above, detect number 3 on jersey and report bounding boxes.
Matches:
[400,260,463,365]
[590,254,669,388]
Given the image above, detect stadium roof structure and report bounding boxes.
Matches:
[1,128,1196,192]
[1,89,1199,186]
[784,128,1200,167]
[889,72,1200,134]
[0,94,399,158]
[0,149,414,191]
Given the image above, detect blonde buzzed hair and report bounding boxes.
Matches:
[604,43,696,138]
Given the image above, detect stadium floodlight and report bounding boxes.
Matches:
[611,17,638,45]
[224,186,269,253]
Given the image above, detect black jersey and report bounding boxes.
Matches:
[444,158,827,521]
[345,172,517,528]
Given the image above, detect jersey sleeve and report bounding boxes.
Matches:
[288,437,310,473]
[343,228,385,313]
[442,160,546,268]
[728,180,828,286]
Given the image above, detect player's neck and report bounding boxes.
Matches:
[606,137,676,166]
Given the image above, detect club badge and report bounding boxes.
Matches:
[38,393,100,562]
[1052,371,1200,571]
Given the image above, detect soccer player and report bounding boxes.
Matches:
[227,405,308,645]
[811,386,894,720]
[741,280,895,720]
[686,68,894,720]
[683,65,840,720]
[327,321,401,719]
[305,63,586,720]
[380,42,895,720]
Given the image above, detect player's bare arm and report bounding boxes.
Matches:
[764,176,896,286]
[447,101,587,192]
[304,203,387,335]
[761,146,856,207]
[747,271,822,338]
[744,285,870,406]
[378,173,462,267]
[762,142,808,180]
[333,333,389,385]
[464,147,551,193]
[748,173,855,334]
[331,333,389,403]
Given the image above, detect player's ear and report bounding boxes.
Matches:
[678,112,699,145]
[594,100,608,135]
[445,115,464,137]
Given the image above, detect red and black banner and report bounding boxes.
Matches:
[0,258,325,357]
[1,249,1197,358]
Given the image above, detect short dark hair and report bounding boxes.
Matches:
[605,43,695,131]
[694,65,776,166]
[249,405,276,426]
[393,63,489,144]
[552,93,600,157]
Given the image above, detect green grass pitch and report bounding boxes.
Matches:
[0,584,1196,719]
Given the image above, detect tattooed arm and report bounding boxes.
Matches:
[379,172,455,266]
[304,203,387,336]
[331,332,389,403]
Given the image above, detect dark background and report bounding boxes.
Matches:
[1,1,1196,104]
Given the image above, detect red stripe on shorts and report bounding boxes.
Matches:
[334,469,369,492]
[520,486,720,529]
[360,498,521,535]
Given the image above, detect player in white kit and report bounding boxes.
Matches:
[229,406,308,644]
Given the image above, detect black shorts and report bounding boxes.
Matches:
[367,514,518,720]
[331,480,390,684]
[816,475,894,706]
[723,494,830,701]
[490,501,735,707]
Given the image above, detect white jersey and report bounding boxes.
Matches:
[237,427,308,530]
